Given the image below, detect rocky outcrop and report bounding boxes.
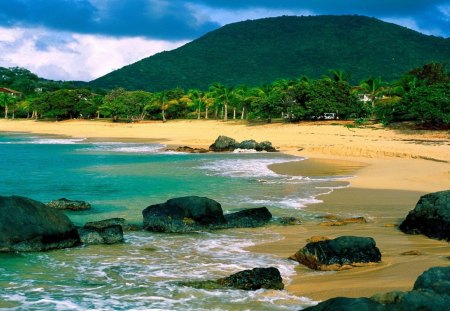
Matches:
[46,198,91,211]
[84,218,141,231]
[168,146,209,153]
[180,267,284,291]
[142,196,272,233]
[224,207,272,228]
[78,219,124,245]
[399,190,450,241]
[0,195,80,252]
[209,136,277,152]
[305,266,450,311]
[290,236,382,271]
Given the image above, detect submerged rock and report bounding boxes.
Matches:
[84,217,141,231]
[399,190,450,241]
[46,198,92,211]
[181,267,284,291]
[78,219,124,245]
[170,146,209,153]
[0,195,80,252]
[304,297,386,311]
[290,236,382,271]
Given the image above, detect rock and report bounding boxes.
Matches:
[172,146,209,153]
[46,198,91,211]
[401,250,422,256]
[413,266,450,295]
[277,216,303,226]
[377,290,450,311]
[237,139,258,150]
[319,221,346,226]
[142,196,227,232]
[304,297,386,311]
[291,236,382,271]
[399,190,450,241]
[181,267,284,291]
[343,216,367,224]
[255,141,277,152]
[224,207,272,228]
[209,136,238,152]
[0,195,80,252]
[306,236,330,243]
[78,219,124,245]
[84,217,141,231]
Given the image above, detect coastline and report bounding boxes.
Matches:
[1,118,449,301]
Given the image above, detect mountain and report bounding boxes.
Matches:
[90,15,450,91]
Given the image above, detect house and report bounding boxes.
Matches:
[0,87,22,98]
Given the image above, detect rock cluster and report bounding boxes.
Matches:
[399,190,450,241]
[209,135,277,152]
[290,236,382,271]
[305,266,450,311]
[143,196,272,232]
[77,218,125,245]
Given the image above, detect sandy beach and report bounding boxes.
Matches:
[1,118,449,301]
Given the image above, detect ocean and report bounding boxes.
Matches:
[0,133,350,310]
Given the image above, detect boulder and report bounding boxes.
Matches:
[84,217,141,231]
[209,135,238,152]
[290,236,382,270]
[78,219,124,245]
[255,141,277,152]
[399,190,450,241]
[237,139,258,150]
[224,207,272,228]
[304,297,386,311]
[172,146,209,153]
[0,195,80,252]
[46,198,91,211]
[143,196,227,232]
[180,267,284,291]
[413,266,450,295]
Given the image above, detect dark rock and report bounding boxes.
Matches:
[78,219,124,245]
[399,190,450,241]
[304,297,386,311]
[209,135,238,152]
[290,236,382,270]
[46,198,91,211]
[173,146,209,153]
[84,217,141,231]
[255,141,277,152]
[276,216,303,226]
[181,267,284,291]
[237,139,258,150]
[413,266,450,295]
[143,196,227,232]
[224,207,272,228]
[0,196,80,252]
[384,290,450,311]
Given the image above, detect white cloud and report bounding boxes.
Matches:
[186,4,314,26]
[381,17,445,37]
[0,27,188,81]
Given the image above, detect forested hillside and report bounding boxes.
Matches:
[90,15,450,91]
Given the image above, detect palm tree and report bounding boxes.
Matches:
[209,83,233,121]
[359,77,386,113]
[328,69,351,83]
[151,91,169,122]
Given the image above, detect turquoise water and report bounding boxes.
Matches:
[0,133,349,310]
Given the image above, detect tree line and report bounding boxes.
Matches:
[1,63,449,129]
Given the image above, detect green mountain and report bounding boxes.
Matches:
[90,15,450,91]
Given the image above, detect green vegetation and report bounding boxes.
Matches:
[2,62,448,129]
[90,15,450,92]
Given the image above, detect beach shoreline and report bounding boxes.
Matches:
[1,118,449,301]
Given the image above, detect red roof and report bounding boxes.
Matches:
[0,87,21,94]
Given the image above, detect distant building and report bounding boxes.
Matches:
[0,87,22,98]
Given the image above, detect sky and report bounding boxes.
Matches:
[0,0,449,82]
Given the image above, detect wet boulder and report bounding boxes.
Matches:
[84,217,141,231]
[78,219,124,245]
[209,135,238,152]
[0,195,80,252]
[224,207,272,228]
[413,266,450,295]
[237,139,258,150]
[46,198,91,211]
[180,267,284,291]
[399,190,450,241]
[171,146,209,153]
[143,196,227,232]
[290,236,382,271]
[255,141,277,152]
[304,297,386,311]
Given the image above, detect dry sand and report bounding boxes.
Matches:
[1,118,449,301]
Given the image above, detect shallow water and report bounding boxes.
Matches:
[0,133,350,310]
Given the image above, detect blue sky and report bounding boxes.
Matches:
[0,0,449,81]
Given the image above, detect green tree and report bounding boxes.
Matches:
[209,83,233,121]
[0,92,16,118]
[249,85,282,123]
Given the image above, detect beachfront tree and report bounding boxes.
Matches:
[101,88,128,121]
[358,77,386,115]
[209,83,233,121]
[0,92,15,118]
[249,85,282,123]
